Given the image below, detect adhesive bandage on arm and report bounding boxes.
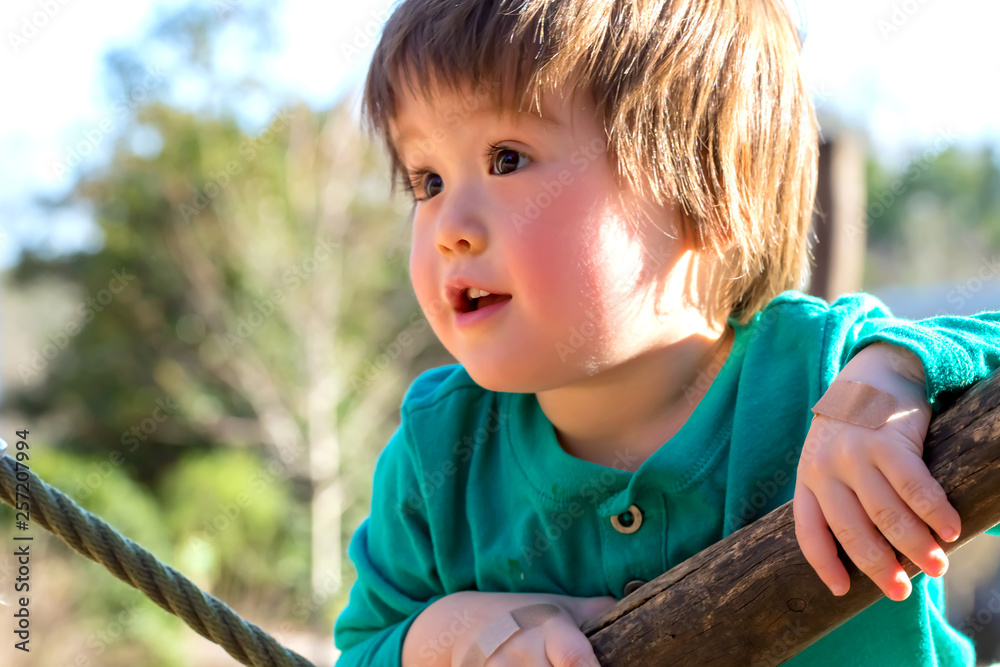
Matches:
[811,380,897,429]
[458,603,563,667]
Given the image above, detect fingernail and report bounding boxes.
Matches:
[894,572,911,600]
[942,526,960,542]
[930,548,949,575]
[830,582,848,596]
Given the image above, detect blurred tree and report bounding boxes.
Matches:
[3,0,451,659]
[862,143,1000,288]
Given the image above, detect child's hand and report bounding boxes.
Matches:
[792,343,962,602]
[452,591,615,667]
[403,589,616,666]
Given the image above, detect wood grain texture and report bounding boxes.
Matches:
[580,370,1000,666]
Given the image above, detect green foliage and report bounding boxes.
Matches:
[862,143,1000,287]
[3,447,190,665]
[160,448,311,601]
[3,0,451,663]
[30,448,173,560]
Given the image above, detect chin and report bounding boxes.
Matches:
[460,356,587,394]
[462,364,529,393]
[458,359,548,394]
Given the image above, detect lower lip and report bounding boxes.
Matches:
[455,299,511,329]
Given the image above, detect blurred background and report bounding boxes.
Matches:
[1,0,999,664]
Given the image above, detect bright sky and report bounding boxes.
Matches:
[1,0,999,270]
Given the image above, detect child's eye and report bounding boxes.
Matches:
[489,146,530,176]
[406,146,527,202]
[407,170,443,201]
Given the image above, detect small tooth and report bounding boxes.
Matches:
[467,287,491,299]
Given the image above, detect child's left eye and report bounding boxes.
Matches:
[490,148,529,175]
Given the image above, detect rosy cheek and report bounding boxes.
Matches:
[593,215,645,299]
[409,249,437,313]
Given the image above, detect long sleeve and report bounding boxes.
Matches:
[334,421,447,666]
[821,293,1000,413]
[820,292,1000,536]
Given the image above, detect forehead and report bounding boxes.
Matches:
[388,78,586,156]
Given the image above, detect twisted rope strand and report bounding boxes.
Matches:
[0,455,316,667]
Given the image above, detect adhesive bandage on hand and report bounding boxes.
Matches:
[811,380,897,429]
[459,603,563,667]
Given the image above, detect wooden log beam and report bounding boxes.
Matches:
[581,370,1000,666]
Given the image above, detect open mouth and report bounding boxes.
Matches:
[459,288,512,313]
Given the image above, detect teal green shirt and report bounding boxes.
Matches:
[334,290,1000,665]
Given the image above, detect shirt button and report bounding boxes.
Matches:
[623,579,648,596]
[610,504,643,534]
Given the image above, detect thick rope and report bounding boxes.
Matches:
[0,453,316,667]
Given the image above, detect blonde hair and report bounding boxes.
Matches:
[362,0,818,324]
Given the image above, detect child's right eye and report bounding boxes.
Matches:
[408,169,443,201]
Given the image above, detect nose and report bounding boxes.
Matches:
[434,192,488,256]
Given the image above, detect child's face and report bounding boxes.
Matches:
[391,79,698,393]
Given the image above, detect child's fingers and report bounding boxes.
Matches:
[876,448,961,543]
[471,620,554,667]
[542,618,603,667]
[852,467,949,579]
[482,615,598,667]
[556,596,618,627]
[793,482,850,596]
[482,634,550,667]
[818,481,911,601]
